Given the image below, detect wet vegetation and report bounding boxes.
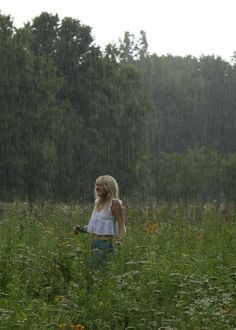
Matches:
[0,10,236,329]
[0,12,235,202]
[0,202,236,329]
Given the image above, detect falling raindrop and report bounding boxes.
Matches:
[0,11,235,203]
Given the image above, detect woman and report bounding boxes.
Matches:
[73,175,126,269]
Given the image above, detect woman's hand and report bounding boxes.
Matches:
[73,224,88,234]
[73,225,81,234]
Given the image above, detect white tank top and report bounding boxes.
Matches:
[87,199,122,235]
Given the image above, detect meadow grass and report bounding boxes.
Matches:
[0,201,236,329]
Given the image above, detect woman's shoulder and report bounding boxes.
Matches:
[111,199,123,212]
[111,198,122,205]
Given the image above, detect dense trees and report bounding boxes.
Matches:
[0,12,235,201]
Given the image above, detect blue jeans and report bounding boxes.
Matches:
[91,240,115,269]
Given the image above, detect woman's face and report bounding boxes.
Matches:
[96,180,108,198]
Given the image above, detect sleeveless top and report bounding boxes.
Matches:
[87,199,122,236]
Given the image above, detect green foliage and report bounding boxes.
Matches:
[0,202,236,329]
[0,12,236,201]
[137,54,236,154]
[151,147,236,201]
[0,13,150,200]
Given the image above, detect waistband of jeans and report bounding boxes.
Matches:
[92,234,113,241]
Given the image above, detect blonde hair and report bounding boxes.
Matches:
[94,175,119,211]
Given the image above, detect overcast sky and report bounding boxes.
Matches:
[1,0,236,62]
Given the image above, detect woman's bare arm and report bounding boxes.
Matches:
[112,200,126,244]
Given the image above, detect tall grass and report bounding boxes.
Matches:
[0,201,236,329]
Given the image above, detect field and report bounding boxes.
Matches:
[0,201,236,329]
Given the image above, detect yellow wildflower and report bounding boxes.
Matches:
[71,324,85,330]
[55,295,65,302]
[143,221,159,235]
[195,233,204,241]
[220,308,230,315]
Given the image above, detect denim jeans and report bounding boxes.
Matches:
[91,240,115,269]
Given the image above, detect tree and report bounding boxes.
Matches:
[137,30,148,60]
[30,12,59,56]
[119,31,137,63]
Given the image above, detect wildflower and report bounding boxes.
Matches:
[55,295,65,302]
[219,308,230,315]
[71,324,85,330]
[143,221,159,235]
[195,233,204,241]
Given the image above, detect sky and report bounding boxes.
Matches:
[1,0,236,62]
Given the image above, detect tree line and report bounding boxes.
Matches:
[0,12,235,201]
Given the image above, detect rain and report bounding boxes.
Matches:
[0,12,235,202]
[0,7,236,330]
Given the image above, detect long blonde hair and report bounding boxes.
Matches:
[94,175,119,211]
